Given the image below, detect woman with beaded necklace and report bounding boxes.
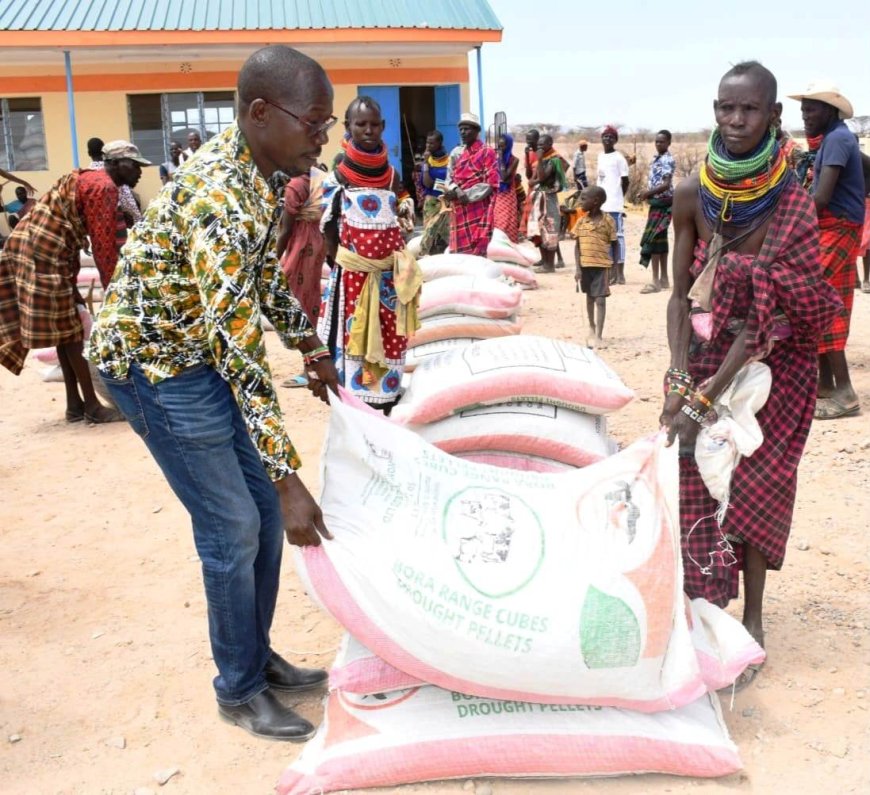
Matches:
[660,61,841,692]
[316,96,421,414]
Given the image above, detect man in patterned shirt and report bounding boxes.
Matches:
[639,130,676,293]
[88,46,339,741]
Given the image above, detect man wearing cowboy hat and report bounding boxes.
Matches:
[445,111,499,256]
[789,81,866,420]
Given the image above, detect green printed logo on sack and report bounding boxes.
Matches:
[442,487,544,598]
[580,587,641,668]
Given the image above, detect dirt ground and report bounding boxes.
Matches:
[2,211,869,794]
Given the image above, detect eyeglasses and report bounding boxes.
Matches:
[263,99,338,138]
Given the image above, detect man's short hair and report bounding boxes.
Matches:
[657,129,672,142]
[721,61,778,106]
[86,137,104,160]
[427,130,443,141]
[237,45,329,109]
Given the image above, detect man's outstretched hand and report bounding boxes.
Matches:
[276,473,333,547]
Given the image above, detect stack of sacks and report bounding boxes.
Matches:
[407,256,524,371]
[275,394,761,794]
[486,228,539,289]
[396,335,629,472]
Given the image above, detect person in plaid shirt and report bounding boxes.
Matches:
[0,141,145,423]
[89,46,339,742]
[661,62,841,691]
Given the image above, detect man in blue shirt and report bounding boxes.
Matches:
[790,82,865,420]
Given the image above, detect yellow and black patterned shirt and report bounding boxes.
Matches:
[88,123,312,480]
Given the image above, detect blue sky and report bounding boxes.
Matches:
[472,0,870,132]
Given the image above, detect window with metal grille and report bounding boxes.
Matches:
[0,97,47,171]
[127,91,236,165]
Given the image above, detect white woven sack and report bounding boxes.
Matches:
[295,394,704,711]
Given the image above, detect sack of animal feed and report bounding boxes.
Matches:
[688,597,766,691]
[419,275,522,320]
[275,683,741,794]
[487,227,539,266]
[408,314,522,349]
[418,253,504,281]
[406,233,423,258]
[454,451,572,473]
[404,338,480,372]
[296,393,705,711]
[391,335,635,425]
[500,262,538,289]
[409,401,616,467]
[329,595,766,697]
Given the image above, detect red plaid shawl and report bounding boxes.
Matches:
[0,173,88,374]
[680,177,842,606]
[449,140,499,256]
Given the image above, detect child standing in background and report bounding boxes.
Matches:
[571,186,617,349]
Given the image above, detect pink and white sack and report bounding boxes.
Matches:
[418,275,522,320]
[487,227,539,266]
[296,394,708,712]
[408,400,616,468]
[408,314,522,349]
[391,335,635,425]
[275,683,741,795]
[418,253,505,281]
[329,595,766,697]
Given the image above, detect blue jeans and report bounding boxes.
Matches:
[101,363,284,705]
[608,211,626,264]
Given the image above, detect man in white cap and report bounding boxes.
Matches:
[445,111,499,256]
[0,139,147,424]
[789,81,865,420]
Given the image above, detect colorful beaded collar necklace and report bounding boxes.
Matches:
[699,127,790,229]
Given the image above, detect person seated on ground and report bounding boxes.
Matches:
[4,186,35,219]
[0,166,36,197]
[572,186,617,349]
[0,140,148,424]
[661,61,841,692]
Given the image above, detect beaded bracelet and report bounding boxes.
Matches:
[694,391,713,410]
[303,346,331,366]
[680,403,708,425]
[666,382,692,400]
[666,367,692,383]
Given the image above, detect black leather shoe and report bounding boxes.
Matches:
[264,652,328,693]
[218,689,316,742]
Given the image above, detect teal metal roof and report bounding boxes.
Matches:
[0,0,502,32]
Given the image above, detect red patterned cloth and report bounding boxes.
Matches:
[817,209,862,354]
[492,186,519,242]
[280,174,326,323]
[680,178,842,606]
[449,140,499,256]
[75,169,124,288]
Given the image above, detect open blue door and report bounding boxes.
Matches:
[435,84,461,152]
[358,85,402,177]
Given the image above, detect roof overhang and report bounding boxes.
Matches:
[0,27,502,49]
